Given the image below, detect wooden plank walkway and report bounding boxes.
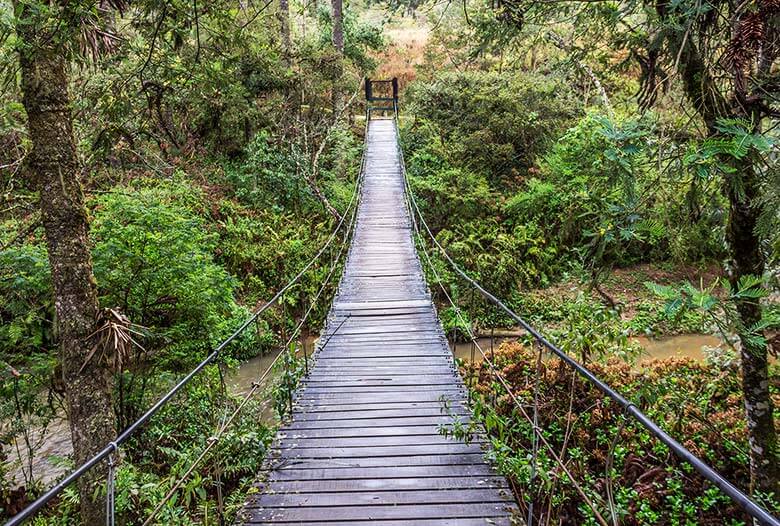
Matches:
[238,119,518,525]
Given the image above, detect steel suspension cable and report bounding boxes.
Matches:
[395,118,780,526]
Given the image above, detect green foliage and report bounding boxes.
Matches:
[404,103,727,327]
[408,70,581,183]
[90,179,253,369]
[224,131,304,211]
[316,5,385,71]
[544,294,642,363]
[536,113,663,267]
[213,197,340,337]
[30,367,273,525]
[646,275,780,353]
[272,345,306,420]
[0,232,53,359]
[438,219,558,292]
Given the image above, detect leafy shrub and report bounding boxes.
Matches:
[90,179,253,370]
[437,219,558,292]
[224,132,305,212]
[30,369,273,525]
[453,341,780,525]
[213,198,339,338]
[408,70,581,184]
[0,231,53,359]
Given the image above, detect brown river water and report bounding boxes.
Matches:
[449,334,723,364]
[4,333,720,490]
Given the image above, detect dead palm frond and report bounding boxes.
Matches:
[81,307,146,374]
[77,0,130,62]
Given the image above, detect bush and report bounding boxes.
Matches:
[455,341,780,525]
[408,70,581,184]
[0,229,53,359]
[224,132,306,212]
[90,179,253,370]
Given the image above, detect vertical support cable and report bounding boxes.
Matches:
[105,442,117,526]
[490,327,494,361]
[302,299,309,376]
[527,342,543,526]
[215,460,225,526]
[606,407,629,526]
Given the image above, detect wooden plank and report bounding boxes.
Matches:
[275,434,482,449]
[245,503,514,522]
[292,401,467,413]
[305,371,458,378]
[266,465,497,482]
[268,454,488,469]
[286,416,469,430]
[293,408,469,421]
[333,300,432,310]
[279,425,460,439]
[243,519,512,526]
[254,476,509,493]
[270,444,486,458]
[297,388,465,397]
[245,489,513,508]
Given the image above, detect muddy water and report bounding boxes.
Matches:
[5,416,72,489]
[449,333,723,364]
[229,336,317,395]
[451,337,515,362]
[228,337,317,424]
[633,334,722,363]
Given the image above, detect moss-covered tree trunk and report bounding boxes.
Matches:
[330,0,344,119]
[725,154,779,497]
[17,18,114,525]
[278,0,291,65]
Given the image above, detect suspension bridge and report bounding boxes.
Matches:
[237,118,517,525]
[5,82,779,526]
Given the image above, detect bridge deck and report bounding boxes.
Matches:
[238,119,518,525]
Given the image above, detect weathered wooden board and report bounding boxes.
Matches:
[237,119,518,525]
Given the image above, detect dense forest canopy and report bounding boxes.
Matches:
[0,0,778,524]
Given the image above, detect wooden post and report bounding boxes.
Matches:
[364,78,372,101]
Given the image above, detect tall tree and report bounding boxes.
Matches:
[331,0,344,52]
[14,2,116,522]
[490,0,779,496]
[331,0,344,117]
[278,0,291,64]
[639,0,779,496]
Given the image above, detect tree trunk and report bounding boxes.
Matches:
[278,0,291,65]
[660,0,779,493]
[331,0,344,53]
[18,20,114,526]
[725,155,779,497]
[330,0,344,119]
